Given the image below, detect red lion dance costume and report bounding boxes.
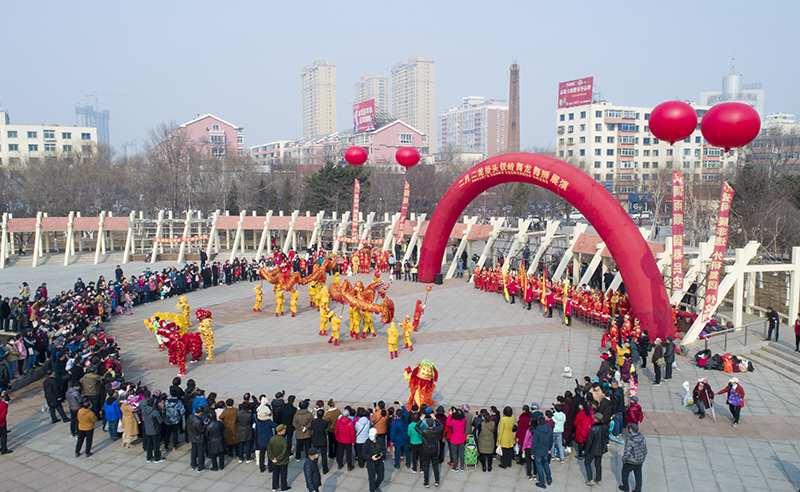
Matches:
[157,321,203,376]
[403,359,438,410]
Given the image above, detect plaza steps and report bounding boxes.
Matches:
[743,342,800,385]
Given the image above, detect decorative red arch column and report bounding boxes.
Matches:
[418,152,674,340]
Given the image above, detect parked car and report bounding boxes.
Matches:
[569,210,584,221]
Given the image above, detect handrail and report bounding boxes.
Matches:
[701,319,767,352]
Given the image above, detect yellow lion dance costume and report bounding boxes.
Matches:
[403,360,439,410]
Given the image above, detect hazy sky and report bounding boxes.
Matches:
[2,0,798,154]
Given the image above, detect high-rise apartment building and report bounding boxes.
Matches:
[391,55,435,150]
[354,74,390,113]
[555,101,736,197]
[437,97,508,158]
[75,104,110,145]
[301,59,337,138]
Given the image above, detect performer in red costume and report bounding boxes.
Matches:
[412,300,425,332]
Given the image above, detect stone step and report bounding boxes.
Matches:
[761,344,800,367]
[745,351,800,386]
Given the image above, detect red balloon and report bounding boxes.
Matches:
[344,146,368,166]
[648,101,698,145]
[700,102,761,152]
[395,147,420,168]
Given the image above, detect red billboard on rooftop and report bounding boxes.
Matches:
[353,99,376,133]
[558,77,594,108]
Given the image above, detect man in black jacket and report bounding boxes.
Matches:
[664,336,676,381]
[187,406,207,472]
[281,395,297,456]
[310,410,329,474]
[610,379,625,437]
[304,447,322,492]
[43,371,70,424]
[766,306,780,342]
[0,297,10,332]
[416,415,441,487]
[583,413,609,486]
[362,428,387,492]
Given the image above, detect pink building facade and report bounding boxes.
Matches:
[173,114,244,158]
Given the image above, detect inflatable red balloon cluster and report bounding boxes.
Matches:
[649,100,760,152]
[343,146,421,169]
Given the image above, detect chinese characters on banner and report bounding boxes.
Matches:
[671,171,685,292]
[457,161,570,192]
[700,181,735,321]
[351,179,360,240]
[397,182,410,244]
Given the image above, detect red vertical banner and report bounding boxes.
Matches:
[397,182,410,245]
[351,179,360,241]
[671,171,685,292]
[700,181,735,321]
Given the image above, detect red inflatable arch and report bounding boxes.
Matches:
[418,153,674,340]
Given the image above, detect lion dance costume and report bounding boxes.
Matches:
[196,308,215,360]
[403,360,438,409]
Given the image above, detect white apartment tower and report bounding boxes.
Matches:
[0,108,98,166]
[437,97,509,158]
[392,55,435,150]
[301,59,337,139]
[354,74,390,113]
[555,101,736,197]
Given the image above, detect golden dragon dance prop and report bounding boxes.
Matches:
[329,279,395,324]
[258,257,336,291]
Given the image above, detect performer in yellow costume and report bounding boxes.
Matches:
[362,311,375,338]
[387,321,399,359]
[198,318,215,360]
[352,308,363,340]
[290,289,299,317]
[253,285,263,312]
[308,281,320,309]
[332,272,340,286]
[319,306,330,336]
[401,315,414,351]
[327,311,341,346]
[275,287,285,317]
[319,285,330,312]
[177,297,192,329]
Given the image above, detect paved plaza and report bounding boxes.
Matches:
[2,259,800,491]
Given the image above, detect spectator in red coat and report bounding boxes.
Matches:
[334,409,356,470]
[625,396,644,426]
[0,391,10,454]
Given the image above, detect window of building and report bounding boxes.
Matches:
[237,136,243,144]
[212,124,220,131]
[643,137,651,145]
[560,114,565,122]
[27,131,37,138]
[653,150,659,157]
[619,149,636,157]
[580,124,586,131]
[653,162,659,168]
[607,136,615,144]
[62,132,71,139]
[8,144,18,151]
[568,125,574,133]
[703,161,720,168]
[642,174,650,180]
[683,148,691,156]
[82,145,92,153]
[594,173,601,180]
[63,145,72,152]
[606,149,614,156]
[666,149,673,156]
[595,124,602,131]
[43,130,55,139]
[210,135,225,144]
[607,124,615,131]
[703,148,722,156]
[596,111,602,118]
[695,136,701,143]
[619,161,634,169]
[594,149,601,156]
[606,173,615,180]
[580,136,586,143]
[642,162,650,168]
[702,173,719,181]
[81,133,91,140]
[653,138,660,144]
[7,130,17,138]
[607,161,614,168]
[643,150,650,157]
[606,110,623,118]
[622,110,636,119]
[568,137,574,144]
[580,149,585,156]
[557,126,565,134]
[28,144,38,151]
[44,143,56,152]
[238,148,245,156]
[569,113,574,120]
[422,135,428,143]
[618,174,635,181]
[645,113,650,120]
[618,123,637,132]
[594,161,601,168]
[620,135,636,144]
[559,138,565,145]
[581,111,586,119]
[683,161,690,168]
[695,161,701,168]
[594,136,601,143]
[559,150,564,157]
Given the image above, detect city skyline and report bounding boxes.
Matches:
[1,1,798,155]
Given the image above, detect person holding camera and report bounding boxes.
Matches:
[362,428,387,492]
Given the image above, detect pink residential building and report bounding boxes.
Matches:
[341,120,429,166]
[152,113,244,160]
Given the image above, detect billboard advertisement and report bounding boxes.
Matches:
[558,77,594,108]
[353,99,376,133]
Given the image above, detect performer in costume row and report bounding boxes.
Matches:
[253,285,263,312]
